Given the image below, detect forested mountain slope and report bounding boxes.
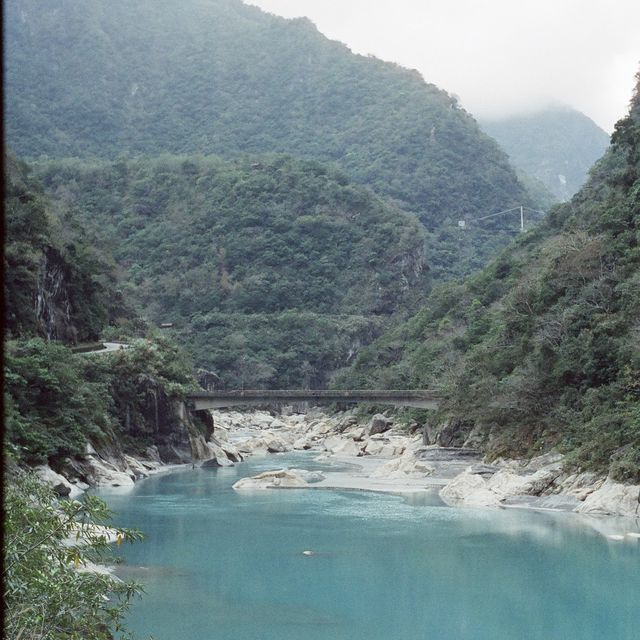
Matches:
[5,0,532,268]
[35,154,429,388]
[481,107,610,202]
[337,79,640,481]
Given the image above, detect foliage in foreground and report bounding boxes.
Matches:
[3,468,142,639]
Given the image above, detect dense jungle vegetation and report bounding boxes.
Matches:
[336,78,640,481]
[34,154,429,388]
[4,0,553,396]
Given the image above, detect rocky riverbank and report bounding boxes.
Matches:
[35,406,639,530]
[210,407,640,525]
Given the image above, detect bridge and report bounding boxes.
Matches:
[187,389,440,411]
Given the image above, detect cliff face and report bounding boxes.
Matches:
[57,398,216,488]
[34,249,76,342]
[114,380,214,464]
[4,152,134,343]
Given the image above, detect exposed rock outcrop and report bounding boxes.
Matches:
[37,399,240,492]
[196,368,224,391]
[440,454,565,508]
[34,464,86,498]
[34,249,76,343]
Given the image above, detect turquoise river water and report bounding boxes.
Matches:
[100,453,639,640]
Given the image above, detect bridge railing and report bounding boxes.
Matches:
[187,389,441,410]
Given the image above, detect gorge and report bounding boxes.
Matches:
[3,0,639,638]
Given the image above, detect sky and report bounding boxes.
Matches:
[246,0,640,133]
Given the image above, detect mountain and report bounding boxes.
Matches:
[337,78,640,481]
[5,0,534,268]
[5,0,556,391]
[481,107,610,202]
[34,154,430,388]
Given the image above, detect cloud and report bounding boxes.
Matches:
[247,0,640,131]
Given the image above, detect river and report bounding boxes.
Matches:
[100,452,639,640]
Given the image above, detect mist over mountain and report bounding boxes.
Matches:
[481,107,610,202]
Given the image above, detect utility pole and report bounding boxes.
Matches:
[520,205,524,232]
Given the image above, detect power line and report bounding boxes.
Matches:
[472,206,522,222]
[459,205,546,232]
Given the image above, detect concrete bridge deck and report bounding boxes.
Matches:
[187,389,440,411]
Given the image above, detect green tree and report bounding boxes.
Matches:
[3,468,143,639]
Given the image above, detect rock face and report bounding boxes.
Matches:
[196,368,223,391]
[440,471,496,507]
[575,479,640,518]
[232,469,309,490]
[440,457,564,508]
[34,250,77,343]
[58,454,136,489]
[424,417,474,447]
[34,465,85,498]
[44,398,242,491]
[436,452,640,520]
[370,456,435,479]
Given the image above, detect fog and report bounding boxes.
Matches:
[246,0,640,132]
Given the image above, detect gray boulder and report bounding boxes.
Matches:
[369,414,393,435]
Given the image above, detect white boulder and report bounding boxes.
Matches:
[232,469,309,490]
[293,437,312,450]
[440,471,501,507]
[290,469,326,483]
[575,479,640,518]
[323,435,346,453]
[34,465,85,498]
[371,456,435,479]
